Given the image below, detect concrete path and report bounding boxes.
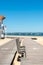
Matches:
[0,39,17,65]
[21,38,43,65]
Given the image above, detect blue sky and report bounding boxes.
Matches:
[0,0,43,32]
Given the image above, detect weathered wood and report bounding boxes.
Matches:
[0,39,17,65]
[21,38,43,65]
[16,38,26,57]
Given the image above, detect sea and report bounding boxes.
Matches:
[6,32,43,36]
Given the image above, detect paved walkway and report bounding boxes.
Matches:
[21,38,43,65]
[0,39,17,65]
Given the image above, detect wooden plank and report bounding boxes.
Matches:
[21,38,43,65]
[0,39,17,65]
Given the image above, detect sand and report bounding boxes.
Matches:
[13,52,21,65]
[33,37,43,45]
[7,36,43,45]
[0,38,13,46]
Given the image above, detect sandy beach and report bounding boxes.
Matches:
[0,36,43,65]
[0,36,43,47]
[6,36,43,45]
[0,38,13,46]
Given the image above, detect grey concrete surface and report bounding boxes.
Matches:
[21,38,43,65]
[0,39,17,65]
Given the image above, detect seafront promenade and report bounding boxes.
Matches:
[0,37,43,65]
[21,38,43,65]
[0,38,17,65]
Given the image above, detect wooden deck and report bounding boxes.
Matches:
[0,39,17,65]
[21,38,43,65]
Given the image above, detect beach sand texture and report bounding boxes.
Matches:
[0,38,13,46]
